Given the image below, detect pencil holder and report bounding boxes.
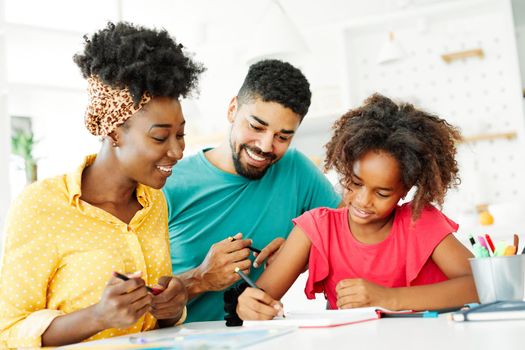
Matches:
[469,255,525,304]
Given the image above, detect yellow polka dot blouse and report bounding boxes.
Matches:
[0,155,181,348]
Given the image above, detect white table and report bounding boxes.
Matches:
[62,315,525,349]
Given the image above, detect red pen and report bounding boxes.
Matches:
[113,272,164,295]
[484,234,496,254]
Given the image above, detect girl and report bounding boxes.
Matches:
[0,22,204,347]
[234,94,478,320]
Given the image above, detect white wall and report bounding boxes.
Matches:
[0,0,9,232]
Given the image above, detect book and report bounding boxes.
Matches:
[242,307,421,328]
[452,301,525,322]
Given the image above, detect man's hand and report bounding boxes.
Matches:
[253,237,285,268]
[196,233,253,292]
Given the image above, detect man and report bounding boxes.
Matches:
[163,59,341,322]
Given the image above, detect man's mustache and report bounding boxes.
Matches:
[241,145,277,161]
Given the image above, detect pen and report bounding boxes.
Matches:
[379,311,438,318]
[379,306,463,318]
[228,236,261,254]
[113,272,163,295]
[514,234,520,254]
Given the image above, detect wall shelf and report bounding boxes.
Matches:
[460,131,517,143]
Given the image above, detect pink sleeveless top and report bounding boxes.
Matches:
[292,203,458,309]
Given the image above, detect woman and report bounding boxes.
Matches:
[0,22,204,347]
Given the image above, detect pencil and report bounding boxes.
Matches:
[228,236,262,254]
[113,272,163,295]
[234,267,258,289]
[234,267,285,318]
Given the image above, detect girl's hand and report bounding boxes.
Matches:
[150,276,188,324]
[93,271,153,329]
[237,287,284,320]
[336,278,396,310]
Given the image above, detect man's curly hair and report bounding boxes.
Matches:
[73,22,205,105]
[324,94,461,220]
[237,59,311,120]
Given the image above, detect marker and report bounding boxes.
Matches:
[469,235,489,258]
[494,241,507,257]
[485,234,496,254]
[503,246,517,256]
[514,234,519,254]
[113,272,163,295]
[228,236,261,254]
[478,236,491,256]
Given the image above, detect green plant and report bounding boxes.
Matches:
[11,130,37,183]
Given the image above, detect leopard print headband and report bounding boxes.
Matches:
[85,76,152,136]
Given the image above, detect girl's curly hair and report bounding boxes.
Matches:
[324,94,461,219]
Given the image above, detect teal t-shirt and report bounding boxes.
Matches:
[163,148,341,322]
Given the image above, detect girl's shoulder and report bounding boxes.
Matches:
[299,206,347,222]
[395,202,458,233]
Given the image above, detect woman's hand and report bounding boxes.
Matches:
[237,287,284,320]
[92,271,153,329]
[150,276,188,326]
[336,278,396,310]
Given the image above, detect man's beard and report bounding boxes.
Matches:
[231,143,277,180]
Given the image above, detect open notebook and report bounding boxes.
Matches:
[243,307,403,328]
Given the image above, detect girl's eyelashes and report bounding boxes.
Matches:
[152,136,167,142]
[176,133,186,140]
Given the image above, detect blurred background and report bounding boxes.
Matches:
[0,0,524,307]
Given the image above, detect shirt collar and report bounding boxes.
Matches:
[67,154,96,206]
[66,154,152,208]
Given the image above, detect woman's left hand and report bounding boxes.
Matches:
[335,278,396,310]
[150,276,188,325]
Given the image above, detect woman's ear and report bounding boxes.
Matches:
[107,131,119,147]
[227,96,238,123]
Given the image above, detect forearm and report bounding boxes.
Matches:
[177,267,207,300]
[41,304,105,346]
[392,275,479,311]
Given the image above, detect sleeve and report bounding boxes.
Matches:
[0,187,63,348]
[292,209,331,300]
[404,204,459,285]
[292,150,341,211]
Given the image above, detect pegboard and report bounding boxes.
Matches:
[341,0,525,221]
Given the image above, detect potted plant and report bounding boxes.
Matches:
[11,130,37,184]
